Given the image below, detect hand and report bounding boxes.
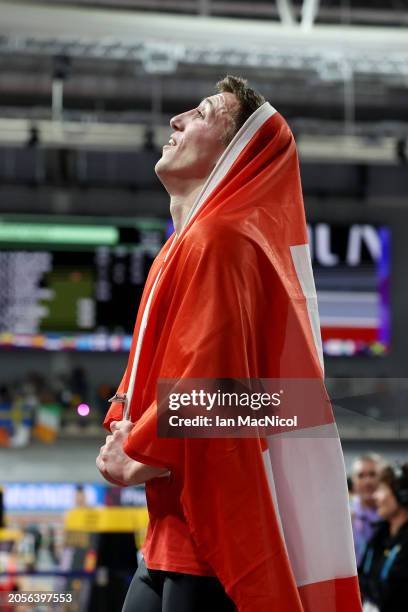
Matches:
[96,420,135,487]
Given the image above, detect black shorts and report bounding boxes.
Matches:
[122,558,236,612]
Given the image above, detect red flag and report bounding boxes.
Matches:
[104,103,362,611]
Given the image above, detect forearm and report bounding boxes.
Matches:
[124,459,169,485]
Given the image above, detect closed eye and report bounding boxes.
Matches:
[196,108,205,118]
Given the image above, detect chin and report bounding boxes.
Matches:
[155,157,165,175]
[154,159,173,193]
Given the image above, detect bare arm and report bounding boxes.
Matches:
[123,460,169,486]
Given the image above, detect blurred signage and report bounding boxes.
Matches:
[308,223,382,266]
[3,483,146,512]
[3,484,105,512]
[0,216,390,357]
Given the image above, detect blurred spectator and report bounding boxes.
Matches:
[74,484,88,508]
[69,367,89,404]
[359,463,408,612]
[351,453,384,564]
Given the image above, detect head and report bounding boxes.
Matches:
[155,75,265,195]
[351,453,383,507]
[75,484,87,508]
[374,464,408,522]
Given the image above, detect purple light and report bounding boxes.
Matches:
[77,403,90,417]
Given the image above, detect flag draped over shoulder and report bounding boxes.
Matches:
[103,103,362,612]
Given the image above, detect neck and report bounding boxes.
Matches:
[360,498,377,511]
[169,183,205,235]
[389,509,408,536]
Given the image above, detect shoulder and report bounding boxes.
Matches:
[182,218,258,261]
[363,521,389,554]
[395,521,408,547]
[372,520,390,541]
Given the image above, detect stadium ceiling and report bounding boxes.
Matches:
[0,0,407,144]
[9,0,408,28]
[1,1,408,72]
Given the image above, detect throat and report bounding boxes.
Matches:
[169,184,205,235]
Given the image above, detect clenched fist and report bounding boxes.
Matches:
[96,420,169,487]
[96,420,135,487]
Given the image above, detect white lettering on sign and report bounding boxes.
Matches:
[308,224,382,266]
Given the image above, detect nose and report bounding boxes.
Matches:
[170,110,188,131]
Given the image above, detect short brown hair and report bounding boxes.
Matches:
[216,75,265,144]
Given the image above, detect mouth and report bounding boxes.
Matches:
[162,135,178,151]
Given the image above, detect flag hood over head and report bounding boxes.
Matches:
[104,102,362,612]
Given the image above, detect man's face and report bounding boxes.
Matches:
[352,459,381,505]
[155,92,239,186]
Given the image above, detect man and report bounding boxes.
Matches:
[351,453,383,565]
[97,76,362,612]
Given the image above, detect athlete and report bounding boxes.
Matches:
[97,76,362,612]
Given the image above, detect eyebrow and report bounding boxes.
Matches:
[200,98,215,112]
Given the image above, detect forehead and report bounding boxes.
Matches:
[353,460,378,474]
[200,92,238,115]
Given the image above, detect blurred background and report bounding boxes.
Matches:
[0,0,407,610]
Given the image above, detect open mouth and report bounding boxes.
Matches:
[163,136,177,150]
[162,134,179,151]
